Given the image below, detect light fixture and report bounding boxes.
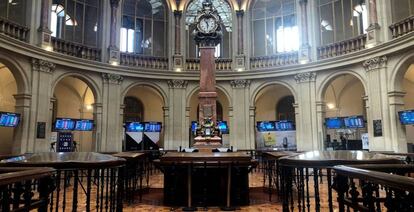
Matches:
[237,68,244,72]
[110,61,119,66]
[175,68,182,72]
[327,103,335,109]
[85,104,93,110]
[44,45,53,52]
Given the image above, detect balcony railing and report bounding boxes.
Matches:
[120,53,168,69]
[390,15,414,38]
[250,52,298,70]
[186,58,233,71]
[0,17,29,42]
[317,34,367,59]
[51,37,101,61]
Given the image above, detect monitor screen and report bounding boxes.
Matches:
[191,121,198,132]
[218,121,229,134]
[144,122,162,132]
[325,117,344,129]
[0,112,20,127]
[399,110,414,125]
[257,121,276,132]
[55,118,75,131]
[74,119,94,131]
[125,122,144,132]
[344,116,365,128]
[275,120,295,131]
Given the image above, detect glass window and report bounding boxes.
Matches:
[0,0,27,26]
[185,0,232,58]
[120,0,167,57]
[50,0,99,47]
[391,0,414,23]
[251,0,298,56]
[318,0,367,46]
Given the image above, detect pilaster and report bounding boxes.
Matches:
[298,0,311,63]
[166,80,188,149]
[365,0,382,47]
[173,10,183,71]
[37,0,53,50]
[388,91,408,152]
[13,94,32,154]
[235,10,245,71]
[108,0,121,65]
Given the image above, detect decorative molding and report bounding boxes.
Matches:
[173,10,182,17]
[102,73,123,84]
[167,80,188,88]
[32,58,55,73]
[230,79,250,88]
[363,56,387,71]
[294,72,316,83]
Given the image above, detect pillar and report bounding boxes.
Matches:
[166,80,188,149]
[388,91,408,152]
[93,102,103,151]
[108,0,120,64]
[365,0,382,47]
[235,10,245,71]
[12,94,32,154]
[315,101,326,149]
[173,10,184,71]
[298,0,311,63]
[37,0,53,49]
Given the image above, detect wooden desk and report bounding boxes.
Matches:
[156,152,257,209]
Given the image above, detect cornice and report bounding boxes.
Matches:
[167,79,188,88]
[32,58,55,73]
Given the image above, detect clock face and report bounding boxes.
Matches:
[199,17,217,33]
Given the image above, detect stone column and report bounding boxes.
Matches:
[38,0,53,49]
[388,91,408,152]
[315,101,326,149]
[366,0,382,47]
[298,0,311,63]
[173,10,184,71]
[294,72,319,150]
[101,73,123,152]
[163,106,170,149]
[108,0,121,64]
[166,80,188,149]
[235,10,245,71]
[93,102,103,152]
[230,80,253,149]
[13,94,32,154]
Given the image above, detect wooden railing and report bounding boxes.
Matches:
[120,53,168,69]
[334,164,414,212]
[317,34,367,59]
[0,17,29,42]
[186,58,233,71]
[390,15,414,38]
[250,52,298,69]
[0,167,55,211]
[51,37,101,61]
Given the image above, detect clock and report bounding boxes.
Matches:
[193,0,222,46]
[198,17,218,34]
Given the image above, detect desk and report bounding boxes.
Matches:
[155,152,257,209]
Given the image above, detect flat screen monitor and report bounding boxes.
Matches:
[275,120,295,131]
[125,122,144,132]
[74,119,94,131]
[144,122,162,132]
[257,121,276,132]
[0,112,20,127]
[218,121,229,134]
[55,118,75,131]
[325,117,344,129]
[344,116,365,128]
[399,110,414,125]
[191,121,198,132]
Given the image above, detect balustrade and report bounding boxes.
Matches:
[51,37,101,61]
[250,52,298,70]
[0,17,29,42]
[186,58,232,71]
[120,53,168,69]
[390,16,414,38]
[317,35,367,59]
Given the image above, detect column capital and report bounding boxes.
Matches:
[174,10,182,17]
[102,73,124,84]
[32,58,55,73]
[168,80,188,88]
[230,79,250,88]
[294,72,316,83]
[363,56,387,71]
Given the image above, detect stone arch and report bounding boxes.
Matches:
[121,81,168,106]
[391,51,414,92]
[186,85,232,108]
[0,54,29,95]
[250,80,298,106]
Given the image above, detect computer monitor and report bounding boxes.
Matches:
[191,121,198,133]
[74,119,94,131]
[399,110,414,125]
[0,112,20,127]
[256,121,276,132]
[325,117,344,129]
[54,118,75,131]
[125,122,144,132]
[275,120,295,131]
[144,122,162,132]
[217,121,229,134]
[343,116,365,128]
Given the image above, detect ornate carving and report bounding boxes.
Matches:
[230,80,250,88]
[363,56,387,71]
[102,73,123,84]
[294,72,316,83]
[32,58,55,73]
[168,80,188,88]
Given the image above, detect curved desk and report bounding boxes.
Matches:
[278,151,402,212]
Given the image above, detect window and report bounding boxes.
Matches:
[120,0,167,57]
[276,96,295,122]
[124,97,144,122]
[0,0,27,26]
[50,0,100,47]
[318,0,367,46]
[390,0,414,23]
[185,0,232,58]
[251,0,298,56]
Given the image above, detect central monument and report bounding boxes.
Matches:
[193,0,223,147]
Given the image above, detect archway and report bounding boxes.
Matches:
[53,76,96,152]
[0,63,18,154]
[123,85,165,148]
[401,64,414,152]
[322,74,367,150]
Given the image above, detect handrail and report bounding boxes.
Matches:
[389,15,414,38]
[0,17,29,42]
[120,53,168,69]
[51,37,101,61]
[250,52,298,69]
[317,34,367,59]
[186,58,233,71]
[0,167,55,186]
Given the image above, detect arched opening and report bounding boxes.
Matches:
[254,84,296,149]
[53,76,96,152]
[123,85,165,149]
[322,74,367,150]
[401,64,414,152]
[0,63,18,154]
